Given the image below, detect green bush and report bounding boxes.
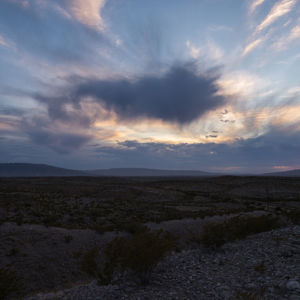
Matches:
[104,230,176,284]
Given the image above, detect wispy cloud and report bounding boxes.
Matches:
[256,0,296,32]
[243,0,298,60]
[0,0,111,67]
[272,19,300,51]
[7,0,107,31]
[217,71,266,99]
[7,0,29,8]
[0,35,8,47]
[67,0,107,31]
[249,0,265,14]
[206,40,224,62]
[207,25,233,32]
[289,22,300,40]
[186,39,224,62]
[186,40,201,59]
[242,38,263,56]
[0,34,14,49]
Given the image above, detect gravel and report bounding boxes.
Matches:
[25,225,300,300]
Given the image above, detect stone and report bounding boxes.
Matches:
[287,280,300,290]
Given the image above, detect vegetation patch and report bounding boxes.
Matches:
[0,268,21,300]
[254,261,267,273]
[202,214,281,247]
[235,286,266,300]
[103,230,176,284]
[80,248,98,277]
[284,209,300,225]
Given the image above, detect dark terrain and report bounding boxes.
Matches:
[0,176,299,299]
[263,169,300,177]
[0,163,218,177]
[2,162,300,177]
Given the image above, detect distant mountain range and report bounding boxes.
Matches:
[0,163,87,177]
[1,163,300,177]
[0,163,217,177]
[263,169,300,177]
[87,168,216,177]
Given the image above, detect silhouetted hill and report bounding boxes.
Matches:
[0,163,219,177]
[0,163,87,177]
[263,169,300,177]
[87,168,218,177]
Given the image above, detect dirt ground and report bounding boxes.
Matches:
[0,176,299,298]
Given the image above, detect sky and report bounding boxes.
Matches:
[0,0,300,173]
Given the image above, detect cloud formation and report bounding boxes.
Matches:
[38,63,227,125]
[0,0,108,65]
[272,20,300,51]
[88,126,300,172]
[2,120,300,172]
[243,0,299,60]
[1,0,300,171]
[256,0,296,32]
[21,115,92,153]
[186,40,201,59]
[59,0,107,31]
[242,38,263,56]
[0,35,10,48]
[7,0,107,31]
[249,0,266,14]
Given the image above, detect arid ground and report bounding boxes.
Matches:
[0,176,299,299]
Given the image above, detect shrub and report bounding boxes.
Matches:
[202,214,280,247]
[272,236,285,245]
[254,261,267,273]
[7,248,18,257]
[80,248,98,277]
[104,230,176,284]
[64,235,73,243]
[284,209,300,225]
[235,286,266,300]
[93,224,115,234]
[0,268,20,300]
[122,220,149,235]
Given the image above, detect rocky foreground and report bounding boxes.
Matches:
[26,225,300,300]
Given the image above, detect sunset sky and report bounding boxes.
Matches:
[0,0,300,173]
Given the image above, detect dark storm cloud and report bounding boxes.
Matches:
[21,116,92,154]
[35,94,95,127]
[0,106,25,117]
[28,130,91,154]
[38,63,226,124]
[74,63,225,123]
